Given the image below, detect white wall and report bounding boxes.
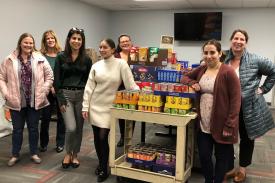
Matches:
[110,8,275,102]
[1,2,274,102]
[0,0,110,60]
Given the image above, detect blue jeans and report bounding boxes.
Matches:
[11,106,41,157]
[40,92,65,148]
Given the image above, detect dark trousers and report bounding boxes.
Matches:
[92,125,110,173]
[11,106,41,157]
[197,130,234,183]
[40,92,65,148]
[118,119,135,138]
[239,110,254,167]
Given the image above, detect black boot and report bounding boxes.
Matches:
[95,165,102,175]
[97,170,109,182]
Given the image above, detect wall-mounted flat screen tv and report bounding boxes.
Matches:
[174,12,222,41]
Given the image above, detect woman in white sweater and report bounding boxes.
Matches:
[82,38,139,182]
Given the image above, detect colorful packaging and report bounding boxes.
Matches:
[129,104,136,110]
[129,46,138,62]
[153,83,161,91]
[188,86,195,93]
[164,107,170,113]
[177,97,191,105]
[148,47,159,62]
[178,109,188,115]
[170,108,178,114]
[182,85,189,93]
[166,96,177,105]
[138,47,148,62]
[167,83,175,92]
[174,84,182,92]
[160,83,168,92]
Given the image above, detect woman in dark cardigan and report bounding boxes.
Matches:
[181,39,241,183]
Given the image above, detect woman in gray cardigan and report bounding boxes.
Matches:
[223,29,275,183]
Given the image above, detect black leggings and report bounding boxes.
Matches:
[239,110,255,167]
[92,125,110,172]
[119,119,135,138]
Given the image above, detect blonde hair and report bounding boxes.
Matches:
[40,30,62,54]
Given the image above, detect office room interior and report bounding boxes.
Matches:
[1,0,275,104]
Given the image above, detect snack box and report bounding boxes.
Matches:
[131,65,158,82]
[152,163,175,176]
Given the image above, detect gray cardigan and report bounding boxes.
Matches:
[224,49,275,139]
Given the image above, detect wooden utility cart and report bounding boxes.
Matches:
[109,108,197,183]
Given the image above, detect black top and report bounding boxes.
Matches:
[54,51,92,105]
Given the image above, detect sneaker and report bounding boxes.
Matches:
[30,155,42,164]
[56,146,64,153]
[7,157,19,167]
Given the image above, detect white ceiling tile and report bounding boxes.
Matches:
[78,0,275,10]
[216,0,243,8]
[188,0,218,7]
[243,0,270,8]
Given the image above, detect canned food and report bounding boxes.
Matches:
[182,85,189,93]
[170,108,178,114]
[188,86,195,93]
[167,83,175,92]
[165,153,172,162]
[127,149,134,158]
[164,107,170,113]
[174,84,182,92]
[154,83,161,91]
[160,83,168,92]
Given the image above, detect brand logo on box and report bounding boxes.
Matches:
[138,67,148,73]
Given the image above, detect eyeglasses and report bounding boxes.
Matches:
[70,27,84,33]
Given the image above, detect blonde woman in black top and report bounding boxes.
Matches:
[40,30,65,153]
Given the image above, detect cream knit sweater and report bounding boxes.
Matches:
[82,55,139,129]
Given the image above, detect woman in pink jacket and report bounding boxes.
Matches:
[0,33,53,166]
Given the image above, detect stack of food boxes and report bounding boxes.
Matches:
[153,148,176,176]
[126,143,158,171]
[137,92,163,112]
[126,143,176,175]
[164,96,192,115]
[113,90,139,110]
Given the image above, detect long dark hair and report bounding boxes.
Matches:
[116,34,131,53]
[202,39,226,62]
[64,27,86,63]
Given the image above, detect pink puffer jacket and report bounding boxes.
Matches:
[0,50,53,111]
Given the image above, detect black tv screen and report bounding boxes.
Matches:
[174,12,222,41]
